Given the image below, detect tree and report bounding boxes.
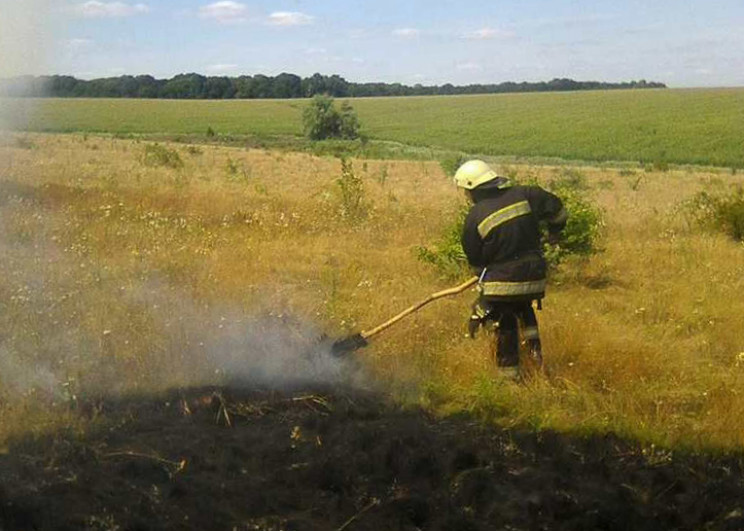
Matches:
[5,73,667,100]
[338,101,361,139]
[302,95,361,140]
[301,73,327,97]
[249,75,272,98]
[205,76,235,99]
[135,75,160,98]
[272,73,302,98]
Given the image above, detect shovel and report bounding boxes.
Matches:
[330,276,479,356]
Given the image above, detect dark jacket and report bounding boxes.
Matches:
[461,182,567,301]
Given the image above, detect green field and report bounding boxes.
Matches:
[3,88,744,167]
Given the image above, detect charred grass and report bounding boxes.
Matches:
[1,133,744,454]
[2,386,744,530]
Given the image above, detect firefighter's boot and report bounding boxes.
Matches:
[526,338,543,371]
[496,313,520,369]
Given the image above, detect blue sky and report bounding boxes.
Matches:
[2,0,744,87]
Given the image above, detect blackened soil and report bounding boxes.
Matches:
[1,386,743,531]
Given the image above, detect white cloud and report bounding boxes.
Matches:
[72,1,149,18]
[392,28,419,38]
[267,12,314,26]
[462,27,514,40]
[199,1,248,24]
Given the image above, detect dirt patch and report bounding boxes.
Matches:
[1,386,743,531]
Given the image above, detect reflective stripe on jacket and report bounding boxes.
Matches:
[461,184,566,301]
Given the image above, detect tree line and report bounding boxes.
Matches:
[0,72,666,99]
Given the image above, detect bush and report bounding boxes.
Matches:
[543,180,604,264]
[686,186,744,241]
[416,204,470,279]
[338,101,361,140]
[416,176,603,277]
[14,136,36,150]
[141,144,183,169]
[549,167,589,191]
[336,158,368,222]
[303,95,361,140]
[439,154,467,178]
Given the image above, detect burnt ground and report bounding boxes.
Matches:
[1,386,743,531]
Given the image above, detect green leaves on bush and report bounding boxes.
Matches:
[439,154,467,178]
[336,158,368,223]
[416,171,604,277]
[543,174,604,264]
[415,204,470,279]
[686,186,744,241]
[141,143,183,169]
[303,95,361,141]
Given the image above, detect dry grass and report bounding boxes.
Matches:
[1,133,743,450]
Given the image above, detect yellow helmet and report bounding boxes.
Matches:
[454,159,503,190]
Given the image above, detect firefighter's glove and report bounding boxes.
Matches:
[468,315,482,339]
[468,302,491,339]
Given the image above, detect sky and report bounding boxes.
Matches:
[1,0,744,87]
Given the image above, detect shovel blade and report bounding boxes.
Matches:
[330,333,368,357]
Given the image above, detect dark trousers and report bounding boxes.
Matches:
[478,299,542,368]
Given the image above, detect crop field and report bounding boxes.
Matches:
[1,133,744,528]
[4,88,744,168]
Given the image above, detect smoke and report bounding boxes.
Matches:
[0,0,55,130]
[0,0,53,79]
[0,2,366,404]
[0,222,364,400]
[0,202,364,401]
[121,281,364,394]
[0,259,365,401]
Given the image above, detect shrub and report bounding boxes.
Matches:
[415,204,470,279]
[549,167,589,190]
[303,95,361,140]
[686,186,744,241]
[336,158,368,222]
[226,158,250,180]
[416,176,603,277]
[141,144,183,169]
[186,145,203,156]
[13,136,36,149]
[338,102,361,140]
[543,180,604,264]
[439,154,467,178]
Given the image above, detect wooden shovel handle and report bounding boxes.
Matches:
[360,276,479,340]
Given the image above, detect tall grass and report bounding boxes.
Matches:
[1,133,743,451]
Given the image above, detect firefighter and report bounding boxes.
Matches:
[454,160,567,379]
